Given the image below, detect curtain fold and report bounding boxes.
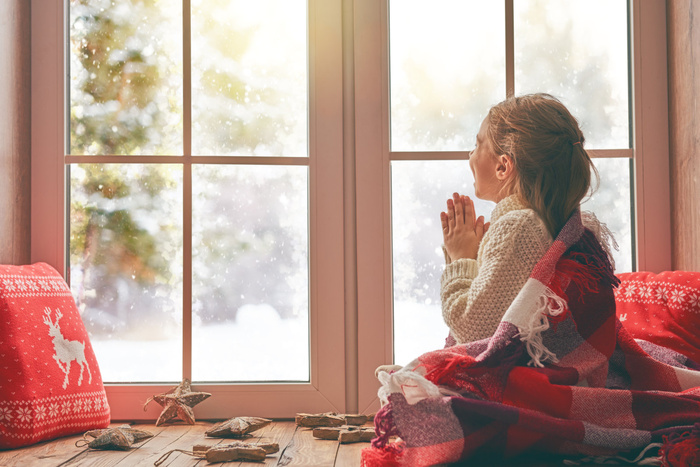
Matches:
[668,0,700,271]
[0,0,31,265]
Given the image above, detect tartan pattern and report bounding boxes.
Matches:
[363,212,700,466]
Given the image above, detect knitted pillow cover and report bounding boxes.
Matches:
[0,263,110,449]
[615,270,700,363]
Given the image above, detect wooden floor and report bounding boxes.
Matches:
[0,420,365,467]
[0,420,616,467]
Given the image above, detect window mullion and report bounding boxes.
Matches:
[630,0,672,272]
[182,0,193,381]
[505,0,514,97]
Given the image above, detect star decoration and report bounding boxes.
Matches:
[312,425,376,444]
[154,441,279,466]
[205,416,272,438]
[76,424,153,450]
[144,378,211,426]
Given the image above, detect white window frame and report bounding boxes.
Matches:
[353,0,672,413]
[31,0,347,419]
[31,0,671,418]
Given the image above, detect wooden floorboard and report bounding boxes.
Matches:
[0,421,363,467]
[1,420,605,466]
[334,442,364,467]
[277,425,338,467]
[247,421,297,467]
[0,429,90,467]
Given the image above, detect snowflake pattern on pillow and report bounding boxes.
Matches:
[0,263,110,449]
[616,279,700,313]
[615,270,700,364]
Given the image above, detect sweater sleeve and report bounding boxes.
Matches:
[440,211,551,344]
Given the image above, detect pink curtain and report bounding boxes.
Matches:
[668,0,700,270]
[0,0,31,265]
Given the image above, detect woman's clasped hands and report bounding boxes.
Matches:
[440,193,489,262]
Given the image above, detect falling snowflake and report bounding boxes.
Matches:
[669,289,686,305]
[74,400,83,412]
[640,286,653,299]
[0,406,13,422]
[94,397,102,411]
[48,403,59,418]
[624,284,637,298]
[16,407,32,423]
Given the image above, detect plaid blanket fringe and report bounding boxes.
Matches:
[362,211,700,466]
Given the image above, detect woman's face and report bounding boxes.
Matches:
[469,117,503,203]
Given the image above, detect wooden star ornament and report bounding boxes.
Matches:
[144,378,211,426]
[75,424,154,450]
[205,416,272,438]
[154,441,280,466]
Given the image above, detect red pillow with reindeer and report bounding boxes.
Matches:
[0,262,110,449]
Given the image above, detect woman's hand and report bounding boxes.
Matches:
[440,193,489,261]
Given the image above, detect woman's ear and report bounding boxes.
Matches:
[495,154,514,181]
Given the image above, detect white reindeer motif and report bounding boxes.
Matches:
[43,307,92,389]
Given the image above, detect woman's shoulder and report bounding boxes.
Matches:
[483,208,550,251]
[478,207,551,267]
[490,195,542,228]
[491,206,545,233]
[482,195,551,252]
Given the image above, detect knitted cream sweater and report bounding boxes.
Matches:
[441,195,553,344]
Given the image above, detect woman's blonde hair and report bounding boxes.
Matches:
[486,93,599,238]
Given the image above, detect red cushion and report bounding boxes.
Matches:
[0,263,110,449]
[615,271,700,363]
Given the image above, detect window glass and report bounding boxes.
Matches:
[389,1,505,151]
[582,158,633,273]
[392,158,632,363]
[514,0,629,149]
[192,165,309,381]
[69,0,183,155]
[391,160,494,365]
[70,164,183,382]
[191,0,308,156]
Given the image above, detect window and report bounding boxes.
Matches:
[32,0,670,416]
[68,0,310,384]
[387,0,634,365]
[33,0,346,418]
[354,0,671,412]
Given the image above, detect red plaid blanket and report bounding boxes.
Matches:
[363,211,700,466]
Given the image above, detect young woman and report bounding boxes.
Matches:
[440,93,606,345]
